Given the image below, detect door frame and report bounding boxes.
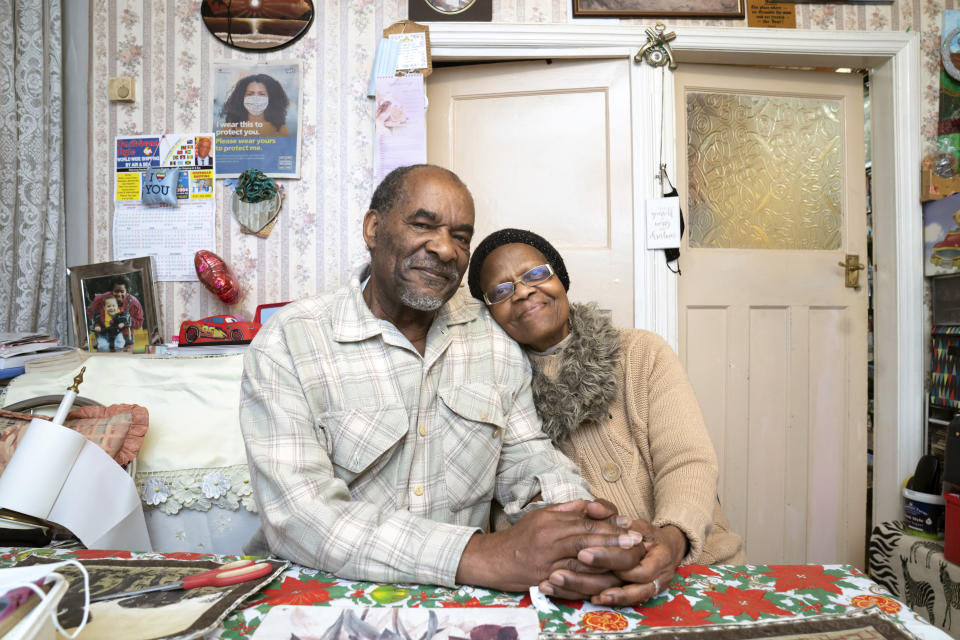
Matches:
[429,24,921,533]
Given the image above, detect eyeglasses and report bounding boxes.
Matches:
[483,264,555,305]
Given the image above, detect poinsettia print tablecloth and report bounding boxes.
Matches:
[0,548,948,639]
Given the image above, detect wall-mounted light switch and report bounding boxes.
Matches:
[108,77,135,102]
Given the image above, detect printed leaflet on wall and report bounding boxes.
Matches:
[113,133,217,281]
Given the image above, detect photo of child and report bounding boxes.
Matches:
[93,296,133,352]
[82,273,146,353]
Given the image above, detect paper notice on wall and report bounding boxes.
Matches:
[389,32,428,72]
[646,196,682,249]
[375,74,426,184]
[114,134,217,281]
[0,418,151,551]
[113,201,215,281]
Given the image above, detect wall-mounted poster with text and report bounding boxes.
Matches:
[212,61,302,179]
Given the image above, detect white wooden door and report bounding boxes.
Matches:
[675,65,868,566]
[427,59,635,326]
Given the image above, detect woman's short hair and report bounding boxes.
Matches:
[221,73,290,131]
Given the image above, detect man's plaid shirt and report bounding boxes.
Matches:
[240,267,591,587]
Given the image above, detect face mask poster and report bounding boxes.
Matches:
[213,61,302,179]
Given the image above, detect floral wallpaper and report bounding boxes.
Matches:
[90,0,941,338]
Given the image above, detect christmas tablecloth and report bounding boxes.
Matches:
[1,547,949,639]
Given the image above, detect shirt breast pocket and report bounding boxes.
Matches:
[438,383,506,512]
[321,406,408,487]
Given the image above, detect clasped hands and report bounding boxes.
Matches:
[456,499,686,607]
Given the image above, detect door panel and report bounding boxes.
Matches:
[427,59,635,325]
[677,64,867,566]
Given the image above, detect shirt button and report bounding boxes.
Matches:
[492,428,502,439]
[413,485,424,496]
[418,425,426,437]
[602,461,621,482]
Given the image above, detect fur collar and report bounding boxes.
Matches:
[529,302,620,443]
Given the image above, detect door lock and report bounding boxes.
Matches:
[838,254,866,288]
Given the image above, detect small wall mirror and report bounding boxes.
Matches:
[233,189,283,237]
[201,0,315,52]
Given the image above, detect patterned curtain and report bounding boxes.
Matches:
[0,0,65,339]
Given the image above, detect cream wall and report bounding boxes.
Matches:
[89,0,942,338]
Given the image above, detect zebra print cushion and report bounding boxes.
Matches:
[869,520,959,633]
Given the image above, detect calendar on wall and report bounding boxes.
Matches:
[113,133,216,281]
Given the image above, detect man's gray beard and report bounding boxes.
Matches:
[397,255,458,311]
[399,288,445,311]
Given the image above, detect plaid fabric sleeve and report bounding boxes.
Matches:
[494,366,593,522]
[240,341,478,587]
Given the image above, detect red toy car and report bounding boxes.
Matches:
[178,315,260,345]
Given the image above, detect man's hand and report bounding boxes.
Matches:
[569,521,689,607]
[93,324,102,333]
[537,504,658,600]
[455,500,646,596]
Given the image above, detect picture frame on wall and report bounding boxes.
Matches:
[68,257,164,353]
[200,0,315,52]
[572,0,744,18]
[924,193,960,277]
[408,0,493,21]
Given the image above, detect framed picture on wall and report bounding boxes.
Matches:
[924,193,960,277]
[408,0,493,21]
[572,0,744,18]
[200,0,315,51]
[68,257,164,353]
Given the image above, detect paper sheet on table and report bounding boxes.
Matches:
[375,74,426,184]
[0,418,151,551]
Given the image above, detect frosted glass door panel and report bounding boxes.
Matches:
[686,93,842,250]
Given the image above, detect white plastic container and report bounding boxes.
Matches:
[3,573,67,640]
[903,486,947,539]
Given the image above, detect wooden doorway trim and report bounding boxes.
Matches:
[429,24,921,531]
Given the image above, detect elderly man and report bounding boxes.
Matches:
[240,164,647,599]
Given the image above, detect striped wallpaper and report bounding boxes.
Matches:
[90,0,941,339]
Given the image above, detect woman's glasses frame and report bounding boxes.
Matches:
[483,263,556,305]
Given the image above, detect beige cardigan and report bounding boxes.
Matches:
[528,328,744,565]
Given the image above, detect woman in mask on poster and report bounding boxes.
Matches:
[219,73,291,137]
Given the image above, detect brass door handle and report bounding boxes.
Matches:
[838,254,865,288]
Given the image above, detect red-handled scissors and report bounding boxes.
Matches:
[90,559,273,602]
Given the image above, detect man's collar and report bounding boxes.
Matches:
[332,263,477,343]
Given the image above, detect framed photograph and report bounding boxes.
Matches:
[408,0,492,21]
[924,193,960,276]
[572,0,744,19]
[201,0,315,52]
[212,61,302,178]
[68,257,164,353]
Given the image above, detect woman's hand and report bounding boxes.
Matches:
[536,502,651,600]
[456,500,646,597]
[591,522,688,606]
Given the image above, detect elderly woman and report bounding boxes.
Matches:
[467,228,744,606]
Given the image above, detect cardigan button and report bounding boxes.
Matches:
[602,461,621,482]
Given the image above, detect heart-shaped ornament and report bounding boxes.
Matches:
[195,249,242,305]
